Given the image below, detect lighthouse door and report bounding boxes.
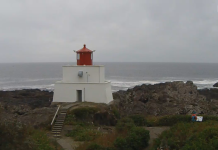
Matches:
[77,90,82,102]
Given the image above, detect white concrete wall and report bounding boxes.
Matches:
[53,82,113,103]
[62,66,105,83]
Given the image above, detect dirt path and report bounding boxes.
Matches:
[56,137,82,150]
[144,127,170,150]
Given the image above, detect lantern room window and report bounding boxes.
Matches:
[77,53,80,60]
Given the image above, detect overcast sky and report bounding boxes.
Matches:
[0,0,218,63]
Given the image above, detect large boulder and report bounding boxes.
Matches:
[213,82,218,87]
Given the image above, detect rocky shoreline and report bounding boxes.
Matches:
[113,81,218,116]
[0,81,218,127]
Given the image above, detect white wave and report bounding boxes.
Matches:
[193,80,218,85]
[0,84,55,91]
[0,78,61,84]
[1,79,218,92]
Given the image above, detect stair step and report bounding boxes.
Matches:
[57,118,65,120]
[56,119,65,121]
[56,120,65,122]
[53,126,63,129]
[55,121,64,123]
[53,127,63,129]
[52,131,61,133]
[56,121,64,123]
[53,125,63,127]
[51,108,67,138]
[52,130,62,132]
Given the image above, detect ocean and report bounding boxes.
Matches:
[0,62,218,92]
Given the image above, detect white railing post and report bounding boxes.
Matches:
[51,105,61,126]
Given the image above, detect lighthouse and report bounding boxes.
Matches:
[52,45,113,103]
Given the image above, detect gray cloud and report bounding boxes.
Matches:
[0,0,218,63]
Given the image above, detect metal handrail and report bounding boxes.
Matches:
[51,105,61,125]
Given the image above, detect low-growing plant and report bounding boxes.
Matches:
[111,107,120,119]
[71,107,99,120]
[114,127,150,150]
[155,115,191,126]
[115,117,135,132]
[129,115,147,126]
[31,130,55,150]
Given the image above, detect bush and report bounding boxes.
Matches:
[65,107,99,125]
[113,137,128,150]
[126,127,150,150]
[86,143,104,150]
[71,107,99,120]
[129,115,147,126]
[115,117,135,132]
[114,127,150,150]
[111,107,120,119]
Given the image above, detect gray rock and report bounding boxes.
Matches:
[213,82,218,87]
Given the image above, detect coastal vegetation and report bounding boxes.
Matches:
[75,117,150,150]
[0,121,58,150]
[151,121,218,150]
[64,106,218,150]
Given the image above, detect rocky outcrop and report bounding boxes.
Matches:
[0,89,56,127]
[1,83,218,127]
[213,82,218,87]
[0,89,53,109]
[112,81,218,116]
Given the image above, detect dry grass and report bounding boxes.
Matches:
[76,130,128,150]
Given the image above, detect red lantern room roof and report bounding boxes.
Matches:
[76,44,93,53]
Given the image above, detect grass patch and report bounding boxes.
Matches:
[66,126,101,141]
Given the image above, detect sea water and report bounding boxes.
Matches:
[0,62,218,92]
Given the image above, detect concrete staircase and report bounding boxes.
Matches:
[52,109,67,137]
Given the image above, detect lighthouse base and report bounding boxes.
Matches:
[52,81,113,104]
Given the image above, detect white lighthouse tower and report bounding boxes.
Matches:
[52,44,113,103]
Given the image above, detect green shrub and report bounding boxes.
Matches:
[86,143,104,150]
[111,107,120,119]
[113,137,129,150]
[127,127,150,150]
[115,117,135,132]
[65,107,99,125]
[72,107,99,119]
[129,115,147,126]
[114,127,150,150]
